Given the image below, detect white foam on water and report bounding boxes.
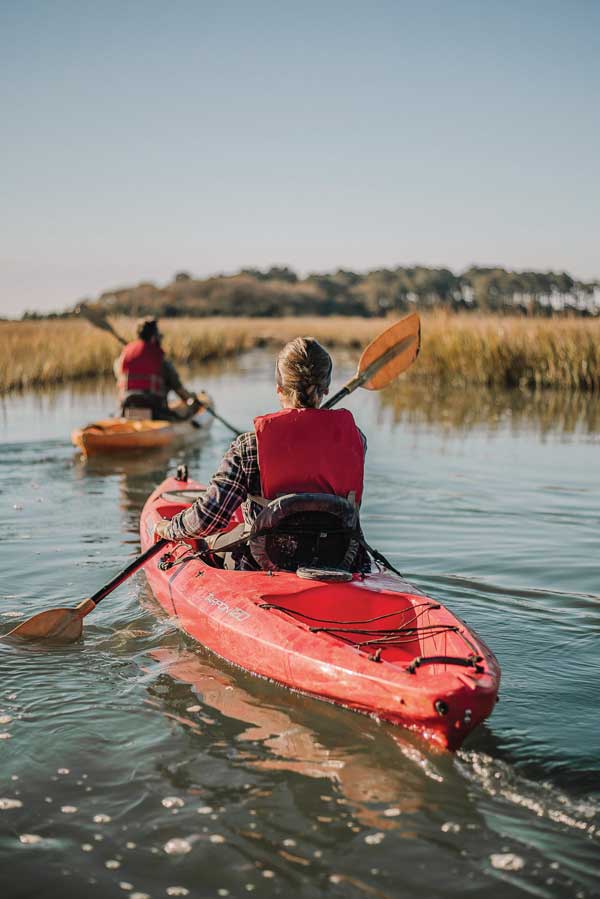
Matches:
[164,838,192,855]
[457,751,600,840]
[490,853,525,871]
[162,796,185,809]
[396,743,444,782]
[364,832,385,845]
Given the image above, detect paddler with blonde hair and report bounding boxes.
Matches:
[154,337,367,570]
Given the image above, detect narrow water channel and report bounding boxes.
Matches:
[1,350,599,898]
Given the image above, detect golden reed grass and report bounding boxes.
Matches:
[2,313,599,394]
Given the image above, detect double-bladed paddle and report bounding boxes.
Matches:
[76,304,243,437]
[2,312,420,644]
[322,311,420,408]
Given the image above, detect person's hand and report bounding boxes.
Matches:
[195,390,212,408]
[154,519,172,540]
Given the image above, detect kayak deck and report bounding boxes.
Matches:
[140,476,500,750]
[72,403,212,456]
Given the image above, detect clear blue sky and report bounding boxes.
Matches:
[2,0,599,315]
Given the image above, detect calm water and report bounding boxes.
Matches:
[1,352,599,899]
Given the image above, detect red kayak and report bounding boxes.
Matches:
[140,475,500,751]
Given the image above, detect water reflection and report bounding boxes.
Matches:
[6,350,600,447]
[73,450,179,537]
[139,644,600,896]
[146,645,451,831]
[3,349,600,898]
[380,381,600,435]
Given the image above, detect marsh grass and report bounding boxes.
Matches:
[415,313,600,390]
[2,313,599,394]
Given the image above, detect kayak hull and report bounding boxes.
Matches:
[72,405,212,456]
[140,477,501,751]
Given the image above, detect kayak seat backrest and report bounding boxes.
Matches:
[249,493,361,573]
[122,393,165,420]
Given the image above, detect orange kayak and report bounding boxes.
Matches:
[71,404,213,456]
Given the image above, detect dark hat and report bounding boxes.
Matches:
[136,318,160,341]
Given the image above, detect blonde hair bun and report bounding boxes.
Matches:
[276,337,332,408]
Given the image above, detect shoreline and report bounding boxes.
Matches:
[2,313,599,394]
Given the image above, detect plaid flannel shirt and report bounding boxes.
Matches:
[166,431,263,542]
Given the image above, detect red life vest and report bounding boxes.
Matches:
[254,408,364,503]
[118,340,165,397]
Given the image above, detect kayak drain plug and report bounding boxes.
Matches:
[434,700,449,717]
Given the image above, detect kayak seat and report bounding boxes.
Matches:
[249,493,361,573]
[122,393,167,420]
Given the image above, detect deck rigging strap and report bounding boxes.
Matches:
[259,600,457,645]
[259,599,479,667]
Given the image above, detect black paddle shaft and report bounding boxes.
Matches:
[89,539,168,607]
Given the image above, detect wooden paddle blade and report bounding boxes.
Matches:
[358,312,421,390]
[2,608,83,644]
[75,305,127,345]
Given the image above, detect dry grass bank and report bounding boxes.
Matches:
[414,313,600,390]
[2,313,599,394]
[0,317,381,393]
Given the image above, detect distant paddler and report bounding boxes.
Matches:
[115,317,208,421]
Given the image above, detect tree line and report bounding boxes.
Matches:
[25,264,600,320]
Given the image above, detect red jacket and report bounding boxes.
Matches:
[118,340,165,397]
[254,407,364,503]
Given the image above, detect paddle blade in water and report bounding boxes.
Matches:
[2,608,84,644]
[358,312,421,390]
